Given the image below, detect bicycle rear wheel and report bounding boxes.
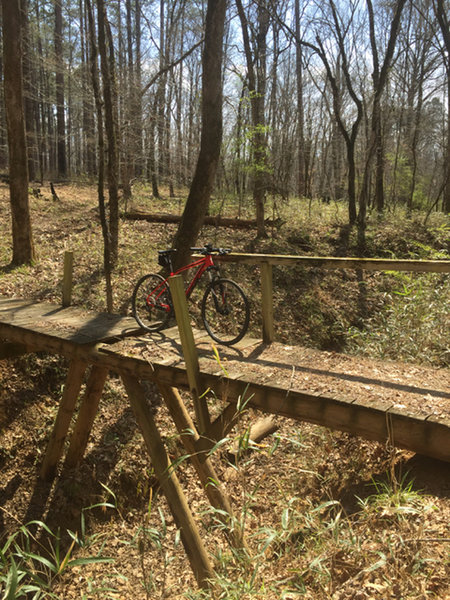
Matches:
[201,278,250,345]
[132,273,172,332]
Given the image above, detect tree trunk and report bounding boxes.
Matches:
[358,0,406,246]
[54,0,67,177]
[374,116,385,213]
[86,0,113,311]
[80,0,96,176]
[435,0,450,213]
[236,0,269,238]
[295,0,306,198]
[20,0,38,182]
[445,82,450,213]
[172,0,227,269]
[97,0,119,266]
[2,0,35,265]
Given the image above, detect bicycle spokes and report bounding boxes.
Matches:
[211,282,230,315]
[132,273,173,332]
[201,278,250,345]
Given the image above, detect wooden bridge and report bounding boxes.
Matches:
[0,253,449,588]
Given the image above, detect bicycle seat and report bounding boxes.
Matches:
[158,249,176,269]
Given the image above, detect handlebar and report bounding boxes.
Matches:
[190,244,231,255]
[159,245,232,256]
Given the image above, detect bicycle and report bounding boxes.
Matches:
[131,243,250,346]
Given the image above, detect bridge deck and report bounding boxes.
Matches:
[0,297,142,343]
[0,296,449,462]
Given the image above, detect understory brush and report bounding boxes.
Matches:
[183,435,448,600]
[0,495,115,599]
[348,272,450,366]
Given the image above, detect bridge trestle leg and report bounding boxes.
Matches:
[40,359,88,480]
[64,365,109,469]
[122,374,215,590]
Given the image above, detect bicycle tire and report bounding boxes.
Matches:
[132,273,172,332]
[201,278,250,345]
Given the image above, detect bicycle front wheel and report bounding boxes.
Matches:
[201,278,250,345]
[132,273,172,332]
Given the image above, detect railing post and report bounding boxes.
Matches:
[261,261,274,344]
[62,250,74,307]
[168,275,211,432]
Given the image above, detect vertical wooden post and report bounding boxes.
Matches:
[168,275,210,432]
[158,383,247,550]
[40,359,87,480]
[64,365,109,469]
[261,262,274,344]
[122,375,215,589]
[62,250,74,307]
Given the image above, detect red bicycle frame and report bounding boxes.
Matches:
[147,254,217,313]
[171,254,216,298]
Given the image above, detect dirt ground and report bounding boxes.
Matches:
[0,183,449,599]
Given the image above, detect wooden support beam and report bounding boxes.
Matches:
[1,319,448,463]
[0,341,30,359]
[62,250,74,307]
[261,262,274,344]
[196,402,242,453]
[168,275,210,432]
[64,365,109,469]
[40,359,87,480]
[122,375,215,589]
[157,383,247,550]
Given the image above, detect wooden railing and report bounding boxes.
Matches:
[215,253,450,344]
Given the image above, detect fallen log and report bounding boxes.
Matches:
[227,416,279,463]
[122,211,284,229]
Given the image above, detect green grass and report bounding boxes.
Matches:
[0,513,114,599]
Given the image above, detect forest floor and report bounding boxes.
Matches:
[0,182,449,599]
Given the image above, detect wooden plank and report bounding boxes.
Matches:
[261,262,274,344]
[215,252,450,273]
[0,341,30,359]
[169,275,210,432]
[40,359,88,480]
[385,406,450,460]
[0,299,142,344]
[217,253,450,273]
[95,347,450,462]
[122,375,215,589]
[64,365,109,468]
[1,309,449,463]
[0,298,35,312]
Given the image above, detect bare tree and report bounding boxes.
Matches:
[295,0,306,198]
[357,0,406,248]
[2,0,35,265]
[173,0,227,269]
[54,0,66,177]
[86,0,113,311]
[97,0,119,266]
[236,0,270,238]
[433,0,450,213]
